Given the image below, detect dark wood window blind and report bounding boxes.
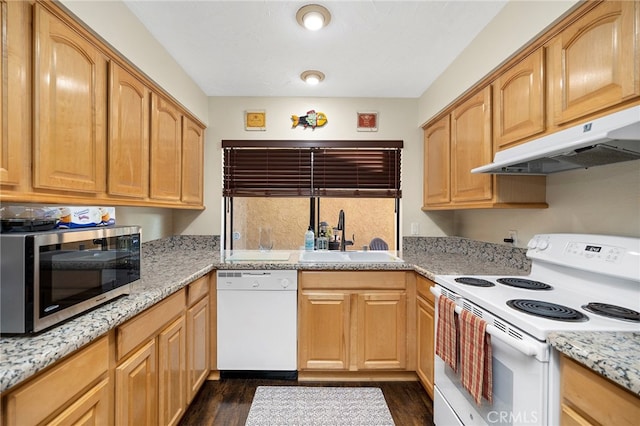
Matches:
[222,140,402,198]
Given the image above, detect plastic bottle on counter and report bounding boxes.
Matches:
[304,226,315,251]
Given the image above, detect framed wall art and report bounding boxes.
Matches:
[357,112,378,132]
[245,110,266,131]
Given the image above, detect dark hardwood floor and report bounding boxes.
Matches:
[179,379,434,426]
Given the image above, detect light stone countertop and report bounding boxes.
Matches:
[548,331,640,396]
[1,235,637,397]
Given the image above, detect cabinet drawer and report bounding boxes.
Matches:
[416,275,435,305]
[561,355,640,426]
[117,289,185,360]
[300,271,406,290]
[187,275,209,306]
[3,336,109,426]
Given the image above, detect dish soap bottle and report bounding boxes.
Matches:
[304,226,315,251]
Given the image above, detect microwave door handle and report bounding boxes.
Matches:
[430,286,541,358]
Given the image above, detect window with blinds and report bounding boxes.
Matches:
[222,140,402,198]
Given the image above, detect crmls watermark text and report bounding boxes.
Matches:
[487,411,539,424]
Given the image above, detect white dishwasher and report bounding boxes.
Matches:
[216,270,297,378]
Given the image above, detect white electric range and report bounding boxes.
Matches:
[432,233,640,426]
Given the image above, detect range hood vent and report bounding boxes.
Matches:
[472,105,640,175]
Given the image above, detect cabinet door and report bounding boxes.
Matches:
[451,86,493,203]
[423,115,451,206]
[549,1,639,125]
[33,4,107,192]
[109,62,150,198]
[416,295,435,398]
[298,291,350,370]
[46,378,110,426]
[150,93,182,201]
[0,0,26,187]
[493,48,545,150]
[356,292,406,370]
[181,116,204,205]
[158,315,187,426]
[115,340,158,426]
[186,296,209,403]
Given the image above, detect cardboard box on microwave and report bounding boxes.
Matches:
[45,206,116,228]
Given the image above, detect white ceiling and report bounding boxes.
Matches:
[123,0,508,98]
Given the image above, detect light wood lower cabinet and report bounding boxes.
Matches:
[186,275,210,403]
[158,316,187,426]
[298,271,409,373]
[115,339,158,426]
[560,355,640,426]
[415,275,435,399]
[2,336,111,426]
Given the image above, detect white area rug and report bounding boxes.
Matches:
[245,386,395,425]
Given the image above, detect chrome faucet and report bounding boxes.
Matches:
[336,210,354,251]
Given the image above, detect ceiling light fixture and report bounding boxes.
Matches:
[296,4,331,31]
[301,70,325,85]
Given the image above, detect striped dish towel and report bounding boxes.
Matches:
[459,309,493,405]
[435,296,458,372]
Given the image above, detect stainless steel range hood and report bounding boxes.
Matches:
[472,105,640,175]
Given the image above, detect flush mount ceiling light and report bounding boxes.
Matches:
[301,70,325,85]
[296,4,331,31]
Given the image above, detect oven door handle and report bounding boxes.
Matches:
[430,286,540,358]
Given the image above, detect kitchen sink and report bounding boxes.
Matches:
[298,250,404,263]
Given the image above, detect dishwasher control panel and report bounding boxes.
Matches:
[216,270,298,290]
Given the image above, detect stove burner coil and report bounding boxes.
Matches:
[497,278,553,290]
[507,299,588,322]
[454,277,495,287]
[582,303,640,323]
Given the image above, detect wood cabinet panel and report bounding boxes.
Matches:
[186,295,210,403]
[109,62,150,198]
[549,1,639,125]
[158,315,187,426]
[356,292,406,370]
[150,93,182,201]
[115,340,158,426]
[561,355,640,426]
[0,0,29,187]
[47,378,110,426]
[451,86,493,203]
[181,116,204,205]
[416,275,435,399]
[3,336,109,426]
[423,115,451,206]
[33,4,107,193]
[493,48,545,150]
[298,291,350,370]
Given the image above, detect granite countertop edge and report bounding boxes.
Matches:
[548,331,640,396]
[1,240,637,397]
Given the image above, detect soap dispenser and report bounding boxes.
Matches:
[304,226,315,251]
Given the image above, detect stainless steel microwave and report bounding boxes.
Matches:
[0,226,141,334]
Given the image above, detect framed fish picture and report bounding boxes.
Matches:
[357,112,378,132]
[245,110,266,131]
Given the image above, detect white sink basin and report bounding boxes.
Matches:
[298,250,403,263]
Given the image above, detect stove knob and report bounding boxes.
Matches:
[527,239,538,249]
[280,278,290,288]
[537,239,549,250]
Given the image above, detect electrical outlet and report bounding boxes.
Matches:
[508,230,518,246]
[410,223,419,235]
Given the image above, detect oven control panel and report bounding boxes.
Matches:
[527,233,640,280]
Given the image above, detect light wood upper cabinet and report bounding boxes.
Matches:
[493,48,545,151]
[151,93,182,201]
[423,115,450,206]
[181,116,204,205]
[109,62,150,198]
[548,1,640,126]
[33,3,107,193]
[451,86,493,203]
